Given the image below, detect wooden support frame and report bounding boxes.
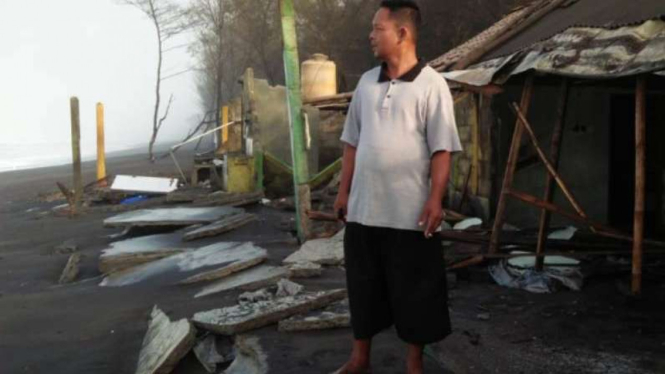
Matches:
[535,79,569,270]
[489,74,534,253]
[632,76,647,295]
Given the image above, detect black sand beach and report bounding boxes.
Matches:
[0,147,664,374]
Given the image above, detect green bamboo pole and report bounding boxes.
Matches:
[280,0,311,242]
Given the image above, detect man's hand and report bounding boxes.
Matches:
[334,192,349,223]
[418,198,444,238]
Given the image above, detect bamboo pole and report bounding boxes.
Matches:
[632,76,647,295]
[96,103,106,184]
[535,79,570,270]
[510,102,593,228]
[489,75,534,253]
[70,97,82,214]
[280,0,311,242]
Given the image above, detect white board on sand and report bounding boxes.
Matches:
[112,175,179,194]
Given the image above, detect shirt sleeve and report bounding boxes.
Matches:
[340,88,361,147]
[425,78,463,156]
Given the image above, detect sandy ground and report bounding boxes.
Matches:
[0,148,664,374]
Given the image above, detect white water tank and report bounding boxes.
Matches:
[301,53,337,101]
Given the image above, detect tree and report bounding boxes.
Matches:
[121,0,189,161]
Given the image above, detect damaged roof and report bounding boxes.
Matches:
[485,0,665,61]
[436,0,665,85]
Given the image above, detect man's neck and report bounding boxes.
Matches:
[383,51,419,80]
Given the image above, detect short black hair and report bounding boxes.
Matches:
[380,0,422,41]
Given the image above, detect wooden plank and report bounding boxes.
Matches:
[489,75,534,253]
[536,79,570,270]
[632,76,647,295]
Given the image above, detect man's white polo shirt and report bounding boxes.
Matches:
[340,60,463,232]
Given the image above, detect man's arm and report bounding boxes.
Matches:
[334,143,357,221]
[418,151,451,237]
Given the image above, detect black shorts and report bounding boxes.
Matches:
[343,222,452,345]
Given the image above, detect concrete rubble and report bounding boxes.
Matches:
[194,265,289,298]
[183,213,257,242]
[287,261,323,278]
[192,288,347,335]
[282,228,345,266]
[135,306,196,374]
[100,242,267,287]
[103,207,244,228]
[98,232,192,274]
[278,298,350,332]
[193,335,233,373]
[223,335,269,374]
[58,253,81,284]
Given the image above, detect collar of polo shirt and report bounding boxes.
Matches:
[378,58,426,83]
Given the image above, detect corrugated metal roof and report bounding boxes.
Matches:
[484,0,665,60]
[442,19,665,85]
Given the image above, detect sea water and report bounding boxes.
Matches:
[0,142,138,173]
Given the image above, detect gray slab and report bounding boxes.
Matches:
[103,207,243,228]
[100,242,267,287]
[278,299,350,332]
[135,306,196,374]
[282,229,344,266]
[99,232,192,274]
[183,213,257,242]
[179,254,267,285]
[192,289,347,335]
[195,265,289,298]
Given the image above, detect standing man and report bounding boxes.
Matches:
[333,1,462,373]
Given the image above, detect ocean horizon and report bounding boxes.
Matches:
[0,142,147,174]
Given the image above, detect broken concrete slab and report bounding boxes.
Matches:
[100,242,267,287]
[287,262,323,278]
[282,229,344,266]
[103,206,243,228]
[223,335,269,374]
[179,254,267,285]
[278,299,350,332]
[58,253,81,284]
[275,279,303,298]
[192,288,347,335]
[238,289,273,305]
[99,232,192,274]
[195,265,289,298]
[135,306,196,374]
[183,213,257,242]
[193,335,233,373]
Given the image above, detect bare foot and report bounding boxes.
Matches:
[333,361,372,374]
[406,359,423,374]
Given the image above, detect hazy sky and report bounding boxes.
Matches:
[0,0,200,153]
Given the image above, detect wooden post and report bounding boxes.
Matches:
[96,103,106,184]
[70,97,82,213]
[489,75,534,253]
[632,76,647,295]
[535,79,570,270]
[218,105,229,154]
